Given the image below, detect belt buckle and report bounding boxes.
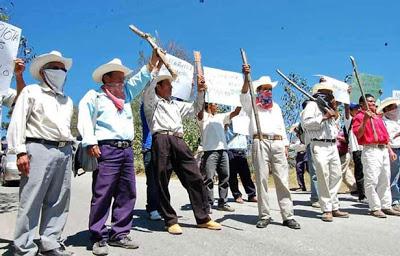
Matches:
[117,141,123,148]
[58,141,66,147]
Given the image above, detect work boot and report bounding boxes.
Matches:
[321,212,333,222]
[332,210,349,218]
[92,240,108,256]
[370,210,386,218]
[108,236,139,249]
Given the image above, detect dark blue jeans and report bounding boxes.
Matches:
[143,149,160,213]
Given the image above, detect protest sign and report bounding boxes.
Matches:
[393,90,400,100]
[203,67,243,106]
[0,21,21,96]
[158,53,193,101]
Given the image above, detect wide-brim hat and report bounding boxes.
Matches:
[252,76,278,92]
[92,58,132,83]
[377,97,400,114]
[312,82,334,94]
[150,74,174,88]
[29,50,72,81]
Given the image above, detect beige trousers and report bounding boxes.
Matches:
[361,146,392,211]
[252,139,294,221]
[340,152,357,192]
[311,141,342,212]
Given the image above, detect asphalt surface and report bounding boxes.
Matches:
[0,175,399,256]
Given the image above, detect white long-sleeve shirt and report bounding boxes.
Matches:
[383,116,400,149]
[301,101,338,141]
[143,81,204,134]
[7,83,74,154]
[240,92,289,146]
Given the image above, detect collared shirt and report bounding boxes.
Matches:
[301,101,338,141]
[240,92,289,146]
[352,110,389,145]
[143,80,204,134]
[7,83,74,154]
[1,88,16,152]
[198,111,231,151]
[344,116,362,152]
[382,116,400,148]
[78,65,151,147]
[225,124,248,150]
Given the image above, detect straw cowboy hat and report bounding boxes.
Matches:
[377,97,400,114]
[29,50,72,81]
[312,82,334,94]
[92,58,132,83]
[252,76,278,92]
[150,74,174,88]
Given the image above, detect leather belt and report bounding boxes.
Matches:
[26,137,72,148]
[311,138,336,143]
[156,130,184,138]
[98,140,132,149]
[365,144,387,149]
[253,134,282,140]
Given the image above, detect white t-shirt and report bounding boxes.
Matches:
[198,111,231,151]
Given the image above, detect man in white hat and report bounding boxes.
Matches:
[78,50,160,255]
[352,94,400,217]
[241,65,300,229]
[7,51,75,256]
[142,73,222,235]
[301,81,349,222]
[378,97,400,212]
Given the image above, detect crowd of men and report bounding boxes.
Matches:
[2,50,399,256]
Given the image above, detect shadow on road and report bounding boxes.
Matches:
[64,230,92,251]
[0,238,13,256]
[0,192,19,214]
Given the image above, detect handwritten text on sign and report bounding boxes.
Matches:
[158,54,194,101]
[203,67,243,106]
[0,21,21,96]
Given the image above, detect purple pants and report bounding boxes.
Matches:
[88,144,136,242]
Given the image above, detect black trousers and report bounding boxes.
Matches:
[228,149,256,200]
[295,151,308,191]
[143,150,160,213]
[152,133,210,226]
[352,150,366,200]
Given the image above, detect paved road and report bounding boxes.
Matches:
[0,175,398,256]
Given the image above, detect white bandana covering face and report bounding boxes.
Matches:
[43,69,67,95]
[385,108,400,121]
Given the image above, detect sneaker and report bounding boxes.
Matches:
[256,218,271,228]
[332,210,349,218]
[311,201,320,208]
[321,212,333,222]
[235,197,244,204]
[149,210,162,221]
[216,203,235,212]
[166,223,183,235]
[282,219,301,229]
[248,196,258,203]
[197,220,222,230]
[92,241,108,256]
[392,204,400,212]
[108,236,139,249]
[40,247,74,256]
[382,208,400,216]
[370,210,387,218]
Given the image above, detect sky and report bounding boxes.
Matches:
[3,0,400,105]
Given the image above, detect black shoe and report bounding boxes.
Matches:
[283,219,301,229]
[40,247,74,256]
[108,236,139,249]
[256,218,271,228]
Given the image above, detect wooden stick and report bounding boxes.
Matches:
[240,48,263,141]
[129,24,177,79]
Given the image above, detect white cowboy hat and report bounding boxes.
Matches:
[29,50,72,81]
[150,74,174,88]
[252,76,278,92]
[377,97,400,114]
[92,58,132,83]
[312,82,334,94]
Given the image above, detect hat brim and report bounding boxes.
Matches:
[151,74,173,87]
[252,81,278,92]
[312,83,334,94]
[92,63,132,83]
[29,54,72,81]
[377,98,400,114]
